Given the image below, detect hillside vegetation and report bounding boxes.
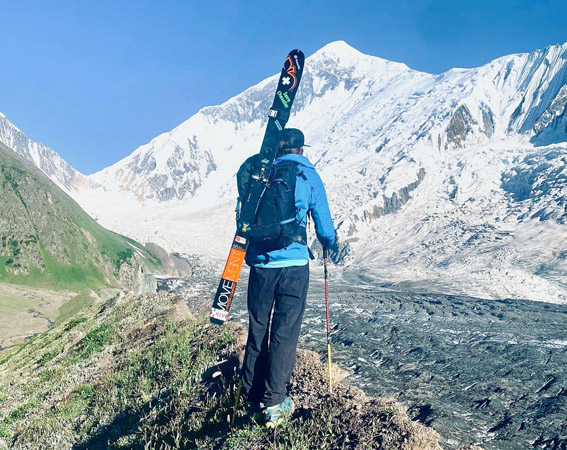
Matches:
[0,283,81,357]
[0,142,161,291]
[0,290,459,449]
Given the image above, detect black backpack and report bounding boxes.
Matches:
[237,155,307,252]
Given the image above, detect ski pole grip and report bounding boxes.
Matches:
[323,247,328,259]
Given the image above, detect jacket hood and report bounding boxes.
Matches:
[275,153,315,169]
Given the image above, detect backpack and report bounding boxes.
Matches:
[237,156,307,252]
[237,154,260,202]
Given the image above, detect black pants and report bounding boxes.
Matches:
[241,264,309,407]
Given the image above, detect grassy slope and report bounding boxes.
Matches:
[0,283,81,357]
[0,142,161,290]
[0,291,444,450]
[0,295,46,353]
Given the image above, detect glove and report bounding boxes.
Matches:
[328,240,339,254]
[325,238,340,263]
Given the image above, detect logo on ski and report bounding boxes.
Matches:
[222,248,245,282]
[293,54,302,70]
[216,278,236,309]
[277,91,291,108]
[235,236,247,244]
[210,308,229,322]
[284,56,298,90]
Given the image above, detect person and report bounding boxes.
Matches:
[239,128,337,427]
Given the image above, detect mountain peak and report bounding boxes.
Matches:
[310,40,410,71]
[314,40,362,58]
[0,113,83,192]
[544,41,567,53]
[543,41,567,61]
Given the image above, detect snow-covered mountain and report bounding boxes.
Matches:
[0,112,85,192]
[4,41,567,303]
[83,42,567,201]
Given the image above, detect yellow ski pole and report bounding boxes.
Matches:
[323,247,333,394]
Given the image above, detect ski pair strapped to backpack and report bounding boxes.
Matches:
[210,49,305,325]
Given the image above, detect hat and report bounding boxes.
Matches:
[280,128,310,149]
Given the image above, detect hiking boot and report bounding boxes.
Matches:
[245,401,264,423]
[264,397,294,428]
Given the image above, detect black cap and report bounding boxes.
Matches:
[280,128,310,149]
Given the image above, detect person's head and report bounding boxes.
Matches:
[278,128,309,155]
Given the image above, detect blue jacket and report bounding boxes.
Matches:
[247,153,336,268]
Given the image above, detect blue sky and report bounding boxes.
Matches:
[1,0,566,174]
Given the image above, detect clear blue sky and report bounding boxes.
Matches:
[1,0,566,174]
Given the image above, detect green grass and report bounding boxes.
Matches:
[0,145,163,291]
[0,245,108,290]
[0,255,12,271]
[114,248,134,271]
[0,300,237,448]
[0,288,95,365]
[38,347,62,365]
[0,251,106,291]
[3,398,37,426]
[0,295,37,314]
[39,369,55,383]
[59,384,95,419]
[0,294,54,359]
[222,425,272,450]
[0,291,418,450]
[57,290,95,324]
[63,317,88,332]
[0,286,87,360]
[72,324,114,360]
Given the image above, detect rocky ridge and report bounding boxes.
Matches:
[0,288,480,449]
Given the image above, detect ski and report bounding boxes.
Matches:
[210,49,305,325]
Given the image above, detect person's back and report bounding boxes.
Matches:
[240,128,336,428]
[246,151,336,267]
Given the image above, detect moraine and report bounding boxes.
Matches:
[159,265,567,450]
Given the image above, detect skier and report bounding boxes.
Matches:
[240,128,337,427]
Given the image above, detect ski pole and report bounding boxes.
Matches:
[323,247,333,394]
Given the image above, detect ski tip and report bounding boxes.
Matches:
[288,49,304,58]
[210,317,226,326]
[286,49,305,72]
